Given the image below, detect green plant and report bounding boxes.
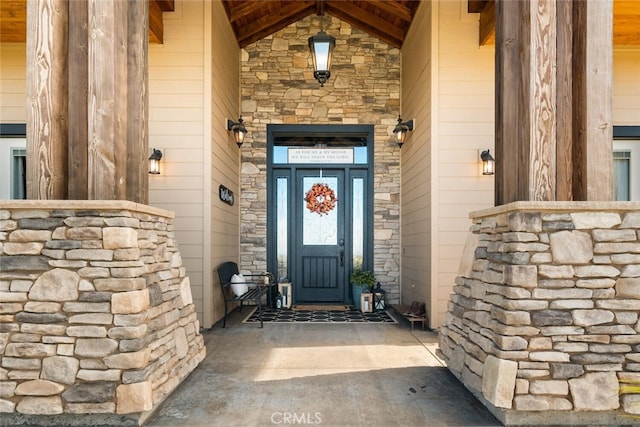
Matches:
[350,269,376,290]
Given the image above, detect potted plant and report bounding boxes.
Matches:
[350,269,376,309]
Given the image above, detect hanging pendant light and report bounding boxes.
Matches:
[308,12,335,87]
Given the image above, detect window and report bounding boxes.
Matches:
[11,148,26,199]
[0,129,27,199]
[613,141,640,201]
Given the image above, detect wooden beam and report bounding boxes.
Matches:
[495,0,557,204]
[363,0,414,23]
[155,0,174,12]
[1,0,170,44]
[468,0,489,14]
[26,0,68,199]
[87,0,128,200]
[528,0,557,201]
[126,0,149,204]
[326,2,404,47]
[572,0,614,200]
[494,0,523,205]
[237,2,315,47]
[67,0,89,199]
[478,0,640,46]
[556,0,573,201]
[149,0,163,44]
[479,0,495,46]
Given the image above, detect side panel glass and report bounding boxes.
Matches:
[277,177,288,281]
[352,177,364,269]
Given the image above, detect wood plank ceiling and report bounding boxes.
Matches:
[469,0,640,46]
[222,0,420,48]
[0,0,175,44]
[1,0,638,47]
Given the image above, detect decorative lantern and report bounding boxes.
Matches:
[373,282,386,310]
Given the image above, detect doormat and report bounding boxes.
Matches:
[242,307,397,324]
[292,305,350,311]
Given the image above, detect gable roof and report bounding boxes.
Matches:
[222,0,420,48]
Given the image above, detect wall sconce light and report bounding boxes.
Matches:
[227,117,247,148]
[481,149,495,175]
[148,149,162,174]
[392,116,414,148]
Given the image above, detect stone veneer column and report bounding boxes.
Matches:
[439,201,640,426]
[240,15,401,302]
[0,201,205,425]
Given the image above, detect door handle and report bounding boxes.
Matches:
[339,250,344,267]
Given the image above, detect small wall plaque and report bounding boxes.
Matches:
[219,185,234,206]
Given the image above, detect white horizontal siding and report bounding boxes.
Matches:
[148,0,206,323]
[0,44,26,123]
[613,50,640,125]
[432,0,495,328]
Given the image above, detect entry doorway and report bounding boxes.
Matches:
[267,124,374,306]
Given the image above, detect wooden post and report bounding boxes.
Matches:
[495,0,556,204]
[67,0,89,199]
[572,0,614,201]
[126,0,150,204]
[26,0,69,199]
[87,0,128,200]
[556,0,574,201]
[495,0,614,205]
[26,0,150,203]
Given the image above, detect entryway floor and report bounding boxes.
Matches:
[147,308,501,427]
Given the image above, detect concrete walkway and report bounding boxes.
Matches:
[147,309,501,427]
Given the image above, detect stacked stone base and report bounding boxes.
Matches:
[0,201,206,425]
[439,202,640,425]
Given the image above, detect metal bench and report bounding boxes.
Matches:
[216,261,273,328]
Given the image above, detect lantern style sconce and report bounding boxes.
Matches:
[227,117,247,148]
[148,149,162,174]
[308,29,335,86]
[392,116,414,148]
[480,149,495,175]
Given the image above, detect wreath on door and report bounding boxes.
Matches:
[305,183,337,216]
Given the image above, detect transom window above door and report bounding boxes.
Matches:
[272,135,369,165]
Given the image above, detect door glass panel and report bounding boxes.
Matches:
[303,176,338,246]
[352,178,364,269]
[277,177,288,280]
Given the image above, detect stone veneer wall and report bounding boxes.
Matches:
[440,202,640,425]
[439,202,640,426]
[240,15,401,303]
[0,201,205,425]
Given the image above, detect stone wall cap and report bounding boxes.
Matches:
[0,200,174,219]
[470,201,640,219]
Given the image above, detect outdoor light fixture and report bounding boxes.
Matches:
[481,149,495,175]
[392,116,414,148]
[308,8,335,87]
[148,149,162,174]
[373,282,386,310]
[227,117,247,148]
